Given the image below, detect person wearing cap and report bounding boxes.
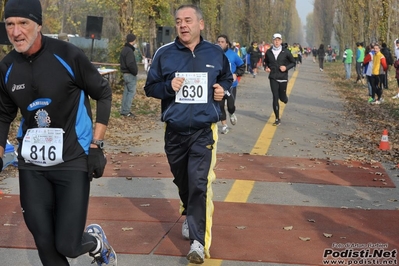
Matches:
[144,4,232,264]
[247,40,262,77]
[263,33,296,126]
[119,33,138,117]
[0,0,117,265]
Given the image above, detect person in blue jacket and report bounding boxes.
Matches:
[216,34,245,134]
[144,4,233,264]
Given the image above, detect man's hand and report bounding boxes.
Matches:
[0,157,3,173]
[171,77,185,92]
[213,83,225,101]
[87,148,107,180]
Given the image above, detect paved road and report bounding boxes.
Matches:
[0,58,398,266]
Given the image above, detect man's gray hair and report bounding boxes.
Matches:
[175,4,203,20]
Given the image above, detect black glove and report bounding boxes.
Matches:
[0,157,3,173]
[87,148,107,180]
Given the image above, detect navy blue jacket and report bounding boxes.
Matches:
[144,36,233,134]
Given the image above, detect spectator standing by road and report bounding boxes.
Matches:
[380,43,393,89]
[263,33,296,126]
[393,57,399,100]
[0,0,116,265]
[217,34,245,134]
[394,39,399,59]
[355,42,365,84]
[363,43,375,102]
[369,43,388,104]
[120,33,138,117]
[342,45,353,80]
[144,4,233,264]
[142,42,152,72]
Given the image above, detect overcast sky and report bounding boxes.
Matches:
[296,0,314,25]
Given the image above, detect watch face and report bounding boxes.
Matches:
[93,140,104,149]
[97,141,104,149]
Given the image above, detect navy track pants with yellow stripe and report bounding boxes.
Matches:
[164,123,218,258]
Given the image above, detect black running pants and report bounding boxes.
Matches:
[270,79,288,120]
[219,86,237,121]
[19,169,97,266]
[370,75,382,100]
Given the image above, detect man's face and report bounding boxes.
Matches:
[374,45,380,53]
[5,17,41,55]
[175,7,204,48]
[273,38,282,47]
[217,37,229,50]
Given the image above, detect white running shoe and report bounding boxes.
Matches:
[392,95,399,99]
[86,224,117,266]
[229,113,237,125]
[182,219,190,240]
[221,125,229,134]
[186,240,205,264]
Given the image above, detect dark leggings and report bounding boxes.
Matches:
[219,86,237,121]
[270,79,288,120]
[370,75,382,100]
[19,169,97,266]
[318,57,324,69]
[355,62,363,81]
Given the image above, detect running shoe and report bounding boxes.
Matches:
[86,224,117,266]
[221,125,229,134]
[121,112,135,118]
[368,97,374,103]
[392,94,399,99]
[186,240,205,264]
[273,119,280,126]
[373,100,381,105]
[182,219,190,240]
[229,113,237,125]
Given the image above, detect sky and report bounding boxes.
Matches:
[296,0,314,25]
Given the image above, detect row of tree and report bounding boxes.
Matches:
[1,0,398,62]
[306,0,399,57]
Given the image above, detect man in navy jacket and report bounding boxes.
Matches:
[144,4,232,264]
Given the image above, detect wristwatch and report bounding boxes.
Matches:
[91,139,104,149]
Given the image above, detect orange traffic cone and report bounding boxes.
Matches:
[379,129,390,150]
